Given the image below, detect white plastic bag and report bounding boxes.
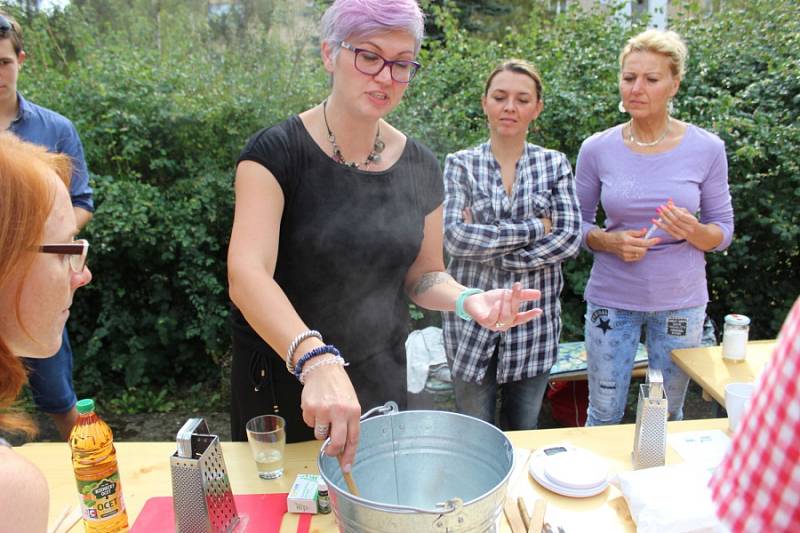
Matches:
[405,327,448,394]
[612,463,728,533]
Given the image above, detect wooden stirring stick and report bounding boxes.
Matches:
[338,455,360,496]
[505,448,534,533]
[528,499,547,533]
[517,497,531,530]
[504,497,527,533]
[517,496,547,533]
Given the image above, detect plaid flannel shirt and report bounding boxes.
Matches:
[442,142,581,384]
[709,296,800,532]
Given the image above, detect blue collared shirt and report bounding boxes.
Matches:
[9,93,94,212]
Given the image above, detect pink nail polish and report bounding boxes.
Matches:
[343,463,352,473]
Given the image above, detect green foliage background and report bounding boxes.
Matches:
[4,0,797,407]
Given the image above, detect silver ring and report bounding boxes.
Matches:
[495,322,506,328]
[314,423,330,438]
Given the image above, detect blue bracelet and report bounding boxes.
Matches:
[456,288,484,321]
[293,345,342,380]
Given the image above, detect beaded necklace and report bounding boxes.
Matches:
[322,99,385,168]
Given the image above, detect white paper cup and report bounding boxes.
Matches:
[724,382,755,432]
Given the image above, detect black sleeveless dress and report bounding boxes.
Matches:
[229,116,443,442]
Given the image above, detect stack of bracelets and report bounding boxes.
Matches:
[286,330,348,384]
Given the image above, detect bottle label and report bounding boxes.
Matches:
[77,472,126,522]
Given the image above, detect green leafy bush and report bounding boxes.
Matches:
[7,0,797,404]
[398,0,799,340]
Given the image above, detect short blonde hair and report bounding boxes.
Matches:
[619,29,688,79]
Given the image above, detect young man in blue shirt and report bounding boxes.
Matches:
[1,11,94,439]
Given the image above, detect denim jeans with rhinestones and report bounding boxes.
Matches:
[584,302,706,426]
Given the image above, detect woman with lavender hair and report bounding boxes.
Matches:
[227,0,543,470]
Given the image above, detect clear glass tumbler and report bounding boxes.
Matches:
[245,414,286,479]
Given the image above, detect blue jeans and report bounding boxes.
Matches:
[584,302,706,426]
[452,345,550,430]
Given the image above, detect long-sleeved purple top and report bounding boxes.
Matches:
[575,124,734,311]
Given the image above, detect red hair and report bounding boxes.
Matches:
[0,132,71,435]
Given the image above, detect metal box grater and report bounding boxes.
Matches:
[632,368,668,470]
[170,418,239,532]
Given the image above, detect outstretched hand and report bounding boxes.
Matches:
[463,282,542,332]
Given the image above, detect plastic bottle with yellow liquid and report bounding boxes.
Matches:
[70,399,129,532]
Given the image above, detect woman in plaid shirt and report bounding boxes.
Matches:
[442,60,582,430]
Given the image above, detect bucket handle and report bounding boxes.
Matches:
[348,496,464,518]
[319,401,399,456]
[360,400,399,421]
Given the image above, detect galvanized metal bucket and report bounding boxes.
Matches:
[318,402,514,533]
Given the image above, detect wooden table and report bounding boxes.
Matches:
[17,418,729,532]
[671,340,776,405]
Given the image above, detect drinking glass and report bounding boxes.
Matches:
[245,415,286,479]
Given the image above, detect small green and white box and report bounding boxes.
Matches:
[287,473,320,514]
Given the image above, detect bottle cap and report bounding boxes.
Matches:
[76,398,96,414]
[724,314,751,327]
[317,479,328,491]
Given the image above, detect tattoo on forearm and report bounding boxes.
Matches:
[413,272,450,296]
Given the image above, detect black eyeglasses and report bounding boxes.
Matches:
[39,239,89,273]
[0,15,13,35]
[340,41,421,83]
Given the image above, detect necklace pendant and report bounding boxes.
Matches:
[322,98,385,169]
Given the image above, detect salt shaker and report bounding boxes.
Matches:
[722,314,750,361]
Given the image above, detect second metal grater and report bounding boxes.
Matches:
[170,418,240,532]
[632,368,668,469]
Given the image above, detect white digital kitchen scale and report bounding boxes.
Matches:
[529,444,609,498]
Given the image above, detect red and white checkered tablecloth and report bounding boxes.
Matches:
[709,297,800,532]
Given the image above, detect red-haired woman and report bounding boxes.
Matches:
[0,133,92,531]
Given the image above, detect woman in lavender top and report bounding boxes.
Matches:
[443,60,581,430]
[575,29,734,425]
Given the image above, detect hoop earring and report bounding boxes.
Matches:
[618,100,626,113]
[668,99,675,115]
